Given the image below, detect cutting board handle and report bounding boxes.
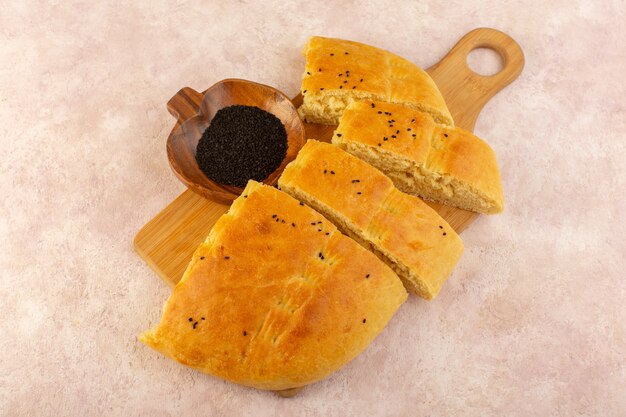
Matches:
[428,27,525,130]
[167,87,204,124]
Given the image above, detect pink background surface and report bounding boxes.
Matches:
[1,1,625,416]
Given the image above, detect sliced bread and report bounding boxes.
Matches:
[298,36,453,126]
[279,140,464,299]
[332,100,504,214]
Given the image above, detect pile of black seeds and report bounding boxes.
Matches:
[195,105,287,187]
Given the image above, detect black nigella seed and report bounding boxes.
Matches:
[352,86,356,89]
[201,317,205,320]
[351,179,360,183]
[195,105,287,187]
[407,128,412,131]
[302,90,307,94]
[275,218,279,222]
[439,225,443,229]
[365,274,370,278]
[243,331,247,336]
[311,222,316,226]
[299,202,304,206]
[188,317,193,322]
[318,68,322,71]
[272,214,277,218]
[339,73,343,76]
[396,130,400,134]
[345,52,349,55]
[336,133,342,137]
[330,53,334,56]
[344,80,348,84]
[193,321,198,329]
[383,137,388,141]
[371,103,375,108]
[391,135,396,138]
[444,133,449,137]
[412,134,417,137]
[339,85,343,89]
[362,318,366,323]
[318,229,322,232]
[200,256,205,260]
[330,170,335,174]
[320,87,324,90]
[357,192,362,195]
[307,71,310,75]
[378,111,382,114]
[324,169,327,173]
[224,256,230,259]
[360,78,364,82]
[411,118,415,122]
[281,219,285,223]
[292,223,296,227]
[443,232,447,236]
[325,232,329,235]
[244,195,248,198]
[317,221,322,224]
[378,143,382,146]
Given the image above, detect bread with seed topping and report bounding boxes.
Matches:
[278,140,464,299]
[298,36,453,126]
[140,181,407,391]
[332,100,504,214]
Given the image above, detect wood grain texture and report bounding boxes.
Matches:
[134,28,524,287]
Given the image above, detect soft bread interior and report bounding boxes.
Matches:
[278,140,464,300]
[299,91,452,126]
[335,140,501,214]
[298,91,373,125]
[330,100,503,214]
[298,36,454,127]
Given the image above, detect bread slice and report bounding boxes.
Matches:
[278,140,464,300]
[298,36,453,126]
[140,181,407,392]
[332,100,504,214]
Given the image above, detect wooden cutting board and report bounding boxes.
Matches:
[134,27,524,287]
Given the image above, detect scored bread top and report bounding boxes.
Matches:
[332,100,504,213]
[139,181,407,391]
[278,141,464,299]
[300,36,453,126]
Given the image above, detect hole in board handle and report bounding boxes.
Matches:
[467,47,504,76]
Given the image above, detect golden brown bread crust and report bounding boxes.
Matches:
[140,181,407,391]
[332,100,504,214]
[299,36,453,126]
[278,141,464,299]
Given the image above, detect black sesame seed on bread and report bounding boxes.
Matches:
[140,181,407,391]
[279,140,464,299]
[298,36,453,126]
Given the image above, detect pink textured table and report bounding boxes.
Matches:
[1,1,624,416]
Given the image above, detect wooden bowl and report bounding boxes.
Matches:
[166,79,306,204]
